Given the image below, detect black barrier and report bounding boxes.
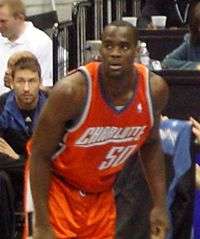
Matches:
[52,21,73,83]
[71,1,92,67]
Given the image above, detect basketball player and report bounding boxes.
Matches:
[30,21,170,239]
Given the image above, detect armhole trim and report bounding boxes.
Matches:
[144,67,154,127]
[68,66,92,132]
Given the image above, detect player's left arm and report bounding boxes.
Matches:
[140,72,170,239]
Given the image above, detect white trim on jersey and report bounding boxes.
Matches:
[68,66,92,132]
[143,67,154,127]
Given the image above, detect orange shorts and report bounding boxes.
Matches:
[48,175,116,239]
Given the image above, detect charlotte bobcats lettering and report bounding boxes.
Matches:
[76,126,147,147]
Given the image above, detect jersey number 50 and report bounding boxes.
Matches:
[98,145,136,170]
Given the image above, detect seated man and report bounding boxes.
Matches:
[162,2,200,70]
[0,51,47,211]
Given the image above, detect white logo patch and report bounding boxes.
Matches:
[137,103,143,113]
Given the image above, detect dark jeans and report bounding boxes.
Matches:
[0,154,25,210]
[0,170,15,239]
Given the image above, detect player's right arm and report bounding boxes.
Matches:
[30,71,86,239]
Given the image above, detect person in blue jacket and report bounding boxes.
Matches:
[0,51,47,211]
[162,2,200,70]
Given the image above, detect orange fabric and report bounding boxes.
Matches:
[52,62,154,193]
[24,140,32,238]
[48,176,116,239]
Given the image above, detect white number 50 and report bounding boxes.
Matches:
[98,145,136,170]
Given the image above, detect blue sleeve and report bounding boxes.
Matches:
[0,113,8,133]
[162,42,199,70]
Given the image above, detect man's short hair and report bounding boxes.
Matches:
[102,20,139,47]
[0,0,26,18]
[11,52,41,80]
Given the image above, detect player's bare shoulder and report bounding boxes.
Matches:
[62,70,86,103]
[48,70,87,120]
[149,72,169,114]
[55,70,86,98]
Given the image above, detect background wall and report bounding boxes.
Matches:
[24,0,87,21]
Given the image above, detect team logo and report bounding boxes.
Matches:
[137,103,142,113]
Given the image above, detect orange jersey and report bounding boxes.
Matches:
[52,62,154,193]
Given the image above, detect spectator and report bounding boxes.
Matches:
[162,2,200,70]
[0,51,47,213]
[139,0,199,28]
[0,0,53,94]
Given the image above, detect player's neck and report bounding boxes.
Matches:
[102,69,137,104]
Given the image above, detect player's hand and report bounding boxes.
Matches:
[150,206,170,239]
[196,164,200,189]
[0,138,19,160]
[33,225,56,239]
[190,117,200,144]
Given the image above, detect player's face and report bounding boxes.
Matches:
[100,25,136,78]
[11,69,41,110]
[0,5,18,38]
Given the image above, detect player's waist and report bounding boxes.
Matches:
[52,170,114,194]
